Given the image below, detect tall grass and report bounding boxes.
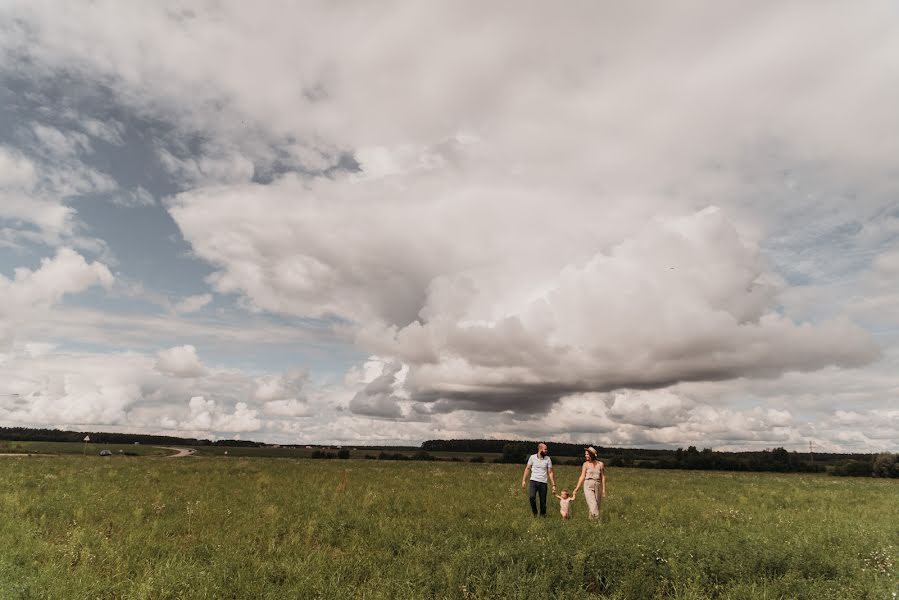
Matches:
[0,457,895,599]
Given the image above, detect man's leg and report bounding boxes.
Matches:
[527,480,539,515]
[538,482,548,516]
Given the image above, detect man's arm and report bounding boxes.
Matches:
[521,462,531,488]
[548,461,557,492]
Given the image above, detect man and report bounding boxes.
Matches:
[521,442,556,517]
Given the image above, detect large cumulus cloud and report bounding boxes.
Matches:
[171,185,878,413]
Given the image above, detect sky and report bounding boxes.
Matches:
[0,1,897,451]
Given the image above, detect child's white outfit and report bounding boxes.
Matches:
[559,496,572,518]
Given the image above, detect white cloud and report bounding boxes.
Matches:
[0,352,161,427]
[605,390,693,429]
[23,342,56,358]
[0,146,73,234]
[0,135,116,250]
[179,396,261,433]
[1,247,114,308]
[262,398,313,418]
[111,186,155,208]
[348,360,406,419]
[252,367,307,401]
[157,145,256,186]
[0,248,114,348]
[174,293,212,314]
[79,117,124,146]
[253,368,314,418]
[0,350,263,436]
[155,345,207,378]
[30,123,92,157]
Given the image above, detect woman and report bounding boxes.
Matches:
[572,447,606,520]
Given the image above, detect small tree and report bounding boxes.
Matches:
[873,453,898,478]
[337,449,350,460]
[501,442,529,464]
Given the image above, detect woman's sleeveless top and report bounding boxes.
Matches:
[585,461,603,481]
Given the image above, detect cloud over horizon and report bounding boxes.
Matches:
[0,1,897,450]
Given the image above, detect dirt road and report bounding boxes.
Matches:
[153,447,197,458]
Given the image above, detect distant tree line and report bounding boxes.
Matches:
[831,453,899,478]
[310,449,351,459]
[423,438,638,457]
[3,427,894,477]
[0,427,260,447]
[423,439,897,477]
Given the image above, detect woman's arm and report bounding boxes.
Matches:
[572,462,587,495]
[601,462,607,497]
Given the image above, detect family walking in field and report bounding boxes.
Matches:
[521,443,606,520]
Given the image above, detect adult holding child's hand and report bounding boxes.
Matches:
[572,447,606,520]
[520,442,556,517]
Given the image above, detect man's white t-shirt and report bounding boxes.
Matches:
[527,453,552,483]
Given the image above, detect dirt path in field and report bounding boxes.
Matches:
[153,446,196,458]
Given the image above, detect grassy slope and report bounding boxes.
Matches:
[0,440,501,461]
[0,441,173,456]
[0,458,895,599]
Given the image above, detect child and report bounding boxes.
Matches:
[555,489,573,519]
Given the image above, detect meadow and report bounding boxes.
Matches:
[0,456,896,599]
[0,441,173,457]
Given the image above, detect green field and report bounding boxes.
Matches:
[0,441,173,457]
[0,457,896,599]
[0,440,501,462]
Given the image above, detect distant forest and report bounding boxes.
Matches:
[2,427,896,477]
[0,427,258,447]
[422,439,899,478]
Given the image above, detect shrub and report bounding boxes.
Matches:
[832,459,873,477]
[872,453,899,478]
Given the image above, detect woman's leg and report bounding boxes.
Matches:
[584,480,599,519]
[595,486,603,521]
